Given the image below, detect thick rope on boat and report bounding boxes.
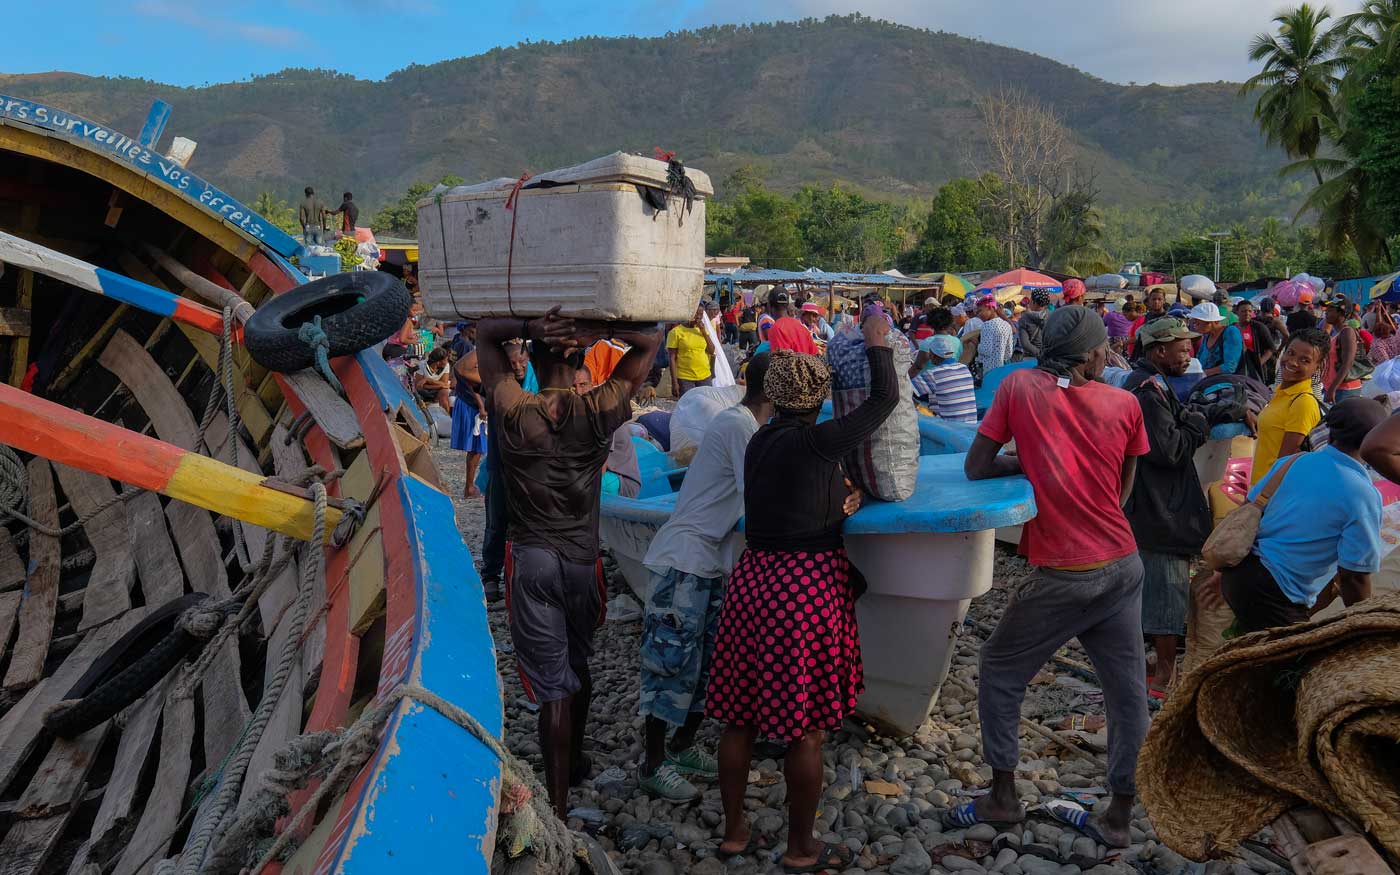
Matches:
[208,682,581,875]
[296,315,344,396]
[0,443,143,537]
[173,480,328,875]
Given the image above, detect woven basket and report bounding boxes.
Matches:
[1139,592,1400,860]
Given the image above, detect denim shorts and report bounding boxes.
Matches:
[639,566,724,726]
[1140,549,1190,637]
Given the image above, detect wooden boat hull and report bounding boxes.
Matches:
[0,95,502,874]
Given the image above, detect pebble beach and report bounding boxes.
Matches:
[435,446,1287,875]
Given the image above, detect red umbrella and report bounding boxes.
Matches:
[976,268,1063,293]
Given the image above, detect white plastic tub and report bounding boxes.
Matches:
[416,152,713,322]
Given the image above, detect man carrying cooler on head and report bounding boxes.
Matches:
[961,305,1150,849]
[477,307,660,820]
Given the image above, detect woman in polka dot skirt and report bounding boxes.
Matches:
[708,313,900,873]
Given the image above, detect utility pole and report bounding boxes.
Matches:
[1202,232,1230,283]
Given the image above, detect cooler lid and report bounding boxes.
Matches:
[422,151,713,203]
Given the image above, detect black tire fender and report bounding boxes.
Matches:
[44,593,211,737]
[243,271,413,373]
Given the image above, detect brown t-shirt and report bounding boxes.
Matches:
[493,380,633,564]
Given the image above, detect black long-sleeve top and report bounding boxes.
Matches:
[744,347,900,552]
[1122,366,1213,556]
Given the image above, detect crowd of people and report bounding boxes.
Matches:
[412,271,1400,873]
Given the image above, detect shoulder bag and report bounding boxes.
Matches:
[1201,454,1300,570]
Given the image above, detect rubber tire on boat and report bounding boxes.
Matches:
[242,271,413,373]
[44,592,212,738]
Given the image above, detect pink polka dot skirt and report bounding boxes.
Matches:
[705,548,863,740]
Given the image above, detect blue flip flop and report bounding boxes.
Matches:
[940,800,1024,830]
[1043,799,1117,847]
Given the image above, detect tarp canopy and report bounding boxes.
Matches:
[704,267,940,287]
[1371,272,1400,304]
[976,267,1062,294]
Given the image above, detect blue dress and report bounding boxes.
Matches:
[450,370,488,454]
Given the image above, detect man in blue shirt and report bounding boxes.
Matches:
[1220,398,1387,633]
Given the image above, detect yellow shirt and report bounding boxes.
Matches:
[666,324,712,381]
[1253,380,1322,485]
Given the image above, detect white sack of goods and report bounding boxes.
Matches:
[416,152,713,322]
[1180,274,1217,298]
[1087,272,1127,289]
[826,321,919,501]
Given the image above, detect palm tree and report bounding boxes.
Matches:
[1285,118,1392,273]
[1242,4,1347,183]
[1339,0,1400,59]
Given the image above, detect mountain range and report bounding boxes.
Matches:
[0,15,1286,217]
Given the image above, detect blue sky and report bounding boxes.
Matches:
[5,1,1354,87]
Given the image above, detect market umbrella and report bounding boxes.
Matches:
[977,268,1062,295]
[1371,272,1400,303]
[921,272,976,299]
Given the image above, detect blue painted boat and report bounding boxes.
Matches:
[0,96,501,873]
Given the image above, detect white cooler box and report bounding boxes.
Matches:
[416,152,713,322]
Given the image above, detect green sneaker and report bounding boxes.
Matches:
[638,763,700,802]
[665,744,719,780]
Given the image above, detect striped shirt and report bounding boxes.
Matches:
[912,362,977,422]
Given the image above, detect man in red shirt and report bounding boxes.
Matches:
[958,305,1150,849]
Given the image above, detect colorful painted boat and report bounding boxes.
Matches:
[0,96,501,874]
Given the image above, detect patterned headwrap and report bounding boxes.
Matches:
[764,349,831,413]
[1031,289,1051,306]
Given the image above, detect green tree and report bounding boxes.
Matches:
[906,176,1003,272]
[1348,50,1400,237]
[251,191,299,235]
[373,175,465,237]
[1041,187,1114,277]
[1242,4,1345,183]
[794,184,910,272]
[1286,116,1392,272]
[706,173,804,268]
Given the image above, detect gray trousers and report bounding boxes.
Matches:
[977,552,1148,796]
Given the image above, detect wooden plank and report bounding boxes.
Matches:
[0,530,23,591]
[340,453,384,637]
[4,459,60,691]
[98,328,199,451]
[110,695,195,875]
[7,271,33,387]
[164,501,250,768]
[82,683,166,860]
[172,322,275,445]
[0,814,74,875]
[52,463,135,631]
[46,304,128,397]
[0,610,144,795]
[7,166,40,388]
[124,492,185,606]
[1302,834,1392,875]
[0,308,30,338]
[0,592,21,657]
[15,722,111,818]
[281,369,365,450]
[239,605,305,808]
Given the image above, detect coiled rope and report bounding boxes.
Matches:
[296,315,344,396]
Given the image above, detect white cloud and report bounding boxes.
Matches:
[682,0,1365,85]
[132,1,303,47]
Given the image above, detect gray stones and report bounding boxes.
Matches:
[967,823,998,842]
[889,837,934,875]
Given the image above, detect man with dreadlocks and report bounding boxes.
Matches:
[476,306,660,820]
[958,305,1150,849]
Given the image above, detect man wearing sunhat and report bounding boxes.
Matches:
[1188,301,1243,376]
[1123,318,1212,696]
[911,333,976,422]
[799,301,835,344]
